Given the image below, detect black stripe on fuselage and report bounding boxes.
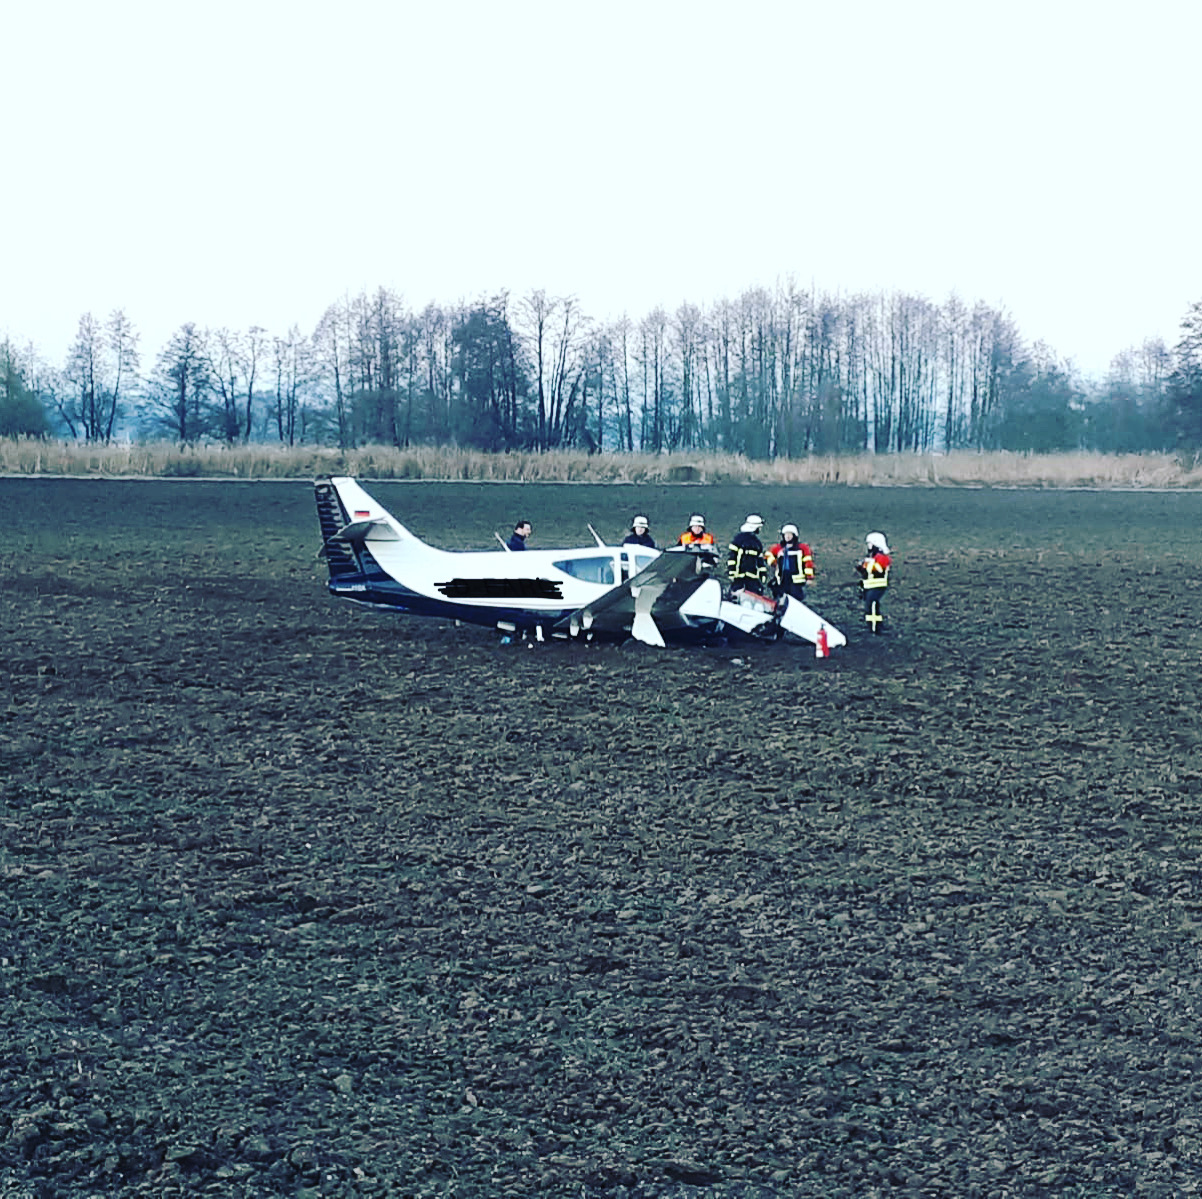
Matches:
[435,578,564,600]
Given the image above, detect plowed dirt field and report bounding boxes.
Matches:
[3,478,1202,1198]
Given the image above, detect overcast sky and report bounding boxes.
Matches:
[4,0,1199,379]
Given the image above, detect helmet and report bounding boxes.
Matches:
[689,514,705,528]
[744,514,764,532]
[781,523,799,538]
[633,515,649,529]
[866,532,890,554]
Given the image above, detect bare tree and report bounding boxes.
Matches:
[144,323,209,442]
[730,289,777,458]
[709,300,735,451]
[105,310,139,442]
[207,328,247,444]
[416,302,452,443]
[1168,300,1202,447]
[966,304,1022,449]
[586,326,621,454]
[313,299,354,448]
[518,290,588,450]
[797,293,847,456]
[940,294,970,450]
[636,307,668,452]
[61,314,103,440]
[60,310,140,442]
[772,283,805,458]
[243,326,265,441]
[272,325,311,445]
[672,303,703,450]
[612,316,635,451]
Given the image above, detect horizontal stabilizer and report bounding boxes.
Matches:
[677,577,724,620]
[335,518,400,542]
[716,599,775,637]
[777,595,847,647]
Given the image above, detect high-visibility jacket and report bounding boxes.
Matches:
[857,552,891,589]
[728,532,766,587]
[677,530,715,546]
[768,539,815,585]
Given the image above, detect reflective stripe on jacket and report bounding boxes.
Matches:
[728,533,765,586]
[857,553,890,589]
[770,540,815,584]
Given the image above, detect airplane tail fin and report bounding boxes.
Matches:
[314,477,361,580]
[314,476,419,586]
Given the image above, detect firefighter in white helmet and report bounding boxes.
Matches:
[727,514,767,592]
[676,514,714,547]
[622,515,656,549]
[856,532,892,634]
[766,522,816,601]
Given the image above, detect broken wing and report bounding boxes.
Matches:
[563,549,718,646]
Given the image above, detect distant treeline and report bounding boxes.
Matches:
[3,287,1202,457]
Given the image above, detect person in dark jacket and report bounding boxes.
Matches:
[506,520,531,551]
[622,516,656,548]
[727,514,766,593]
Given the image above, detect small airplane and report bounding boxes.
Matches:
[314,476,846,650]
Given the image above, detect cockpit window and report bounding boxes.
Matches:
[552,556,615,585]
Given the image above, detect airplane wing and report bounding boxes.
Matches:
[563,549,717,646]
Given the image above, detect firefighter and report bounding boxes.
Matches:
[856,531,892,634]
[767,523,815,601]
[676,514,715,547]
[623,516,656,548]
[727,514,767,593]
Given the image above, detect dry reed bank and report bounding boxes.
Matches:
[3,438,1202,488]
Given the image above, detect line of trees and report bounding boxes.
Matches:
[4,287,1202,455]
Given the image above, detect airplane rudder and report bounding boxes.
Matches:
[314,480,359,579]
[314,479,348,541]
